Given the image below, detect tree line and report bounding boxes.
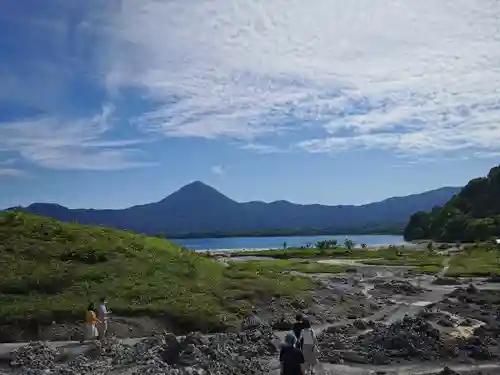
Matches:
[404,165,500,242]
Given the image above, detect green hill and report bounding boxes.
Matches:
[404,165,500,242]
[0,211,313,337]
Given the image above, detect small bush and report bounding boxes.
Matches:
[60,249,108,263]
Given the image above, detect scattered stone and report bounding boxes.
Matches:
[437,317,455,327]
[270,316,292,330]
[10,341,59,370]
[317,325,357,363]
[353,319,368,330]
[10,326,277,375]
[432,277,461,286]
[352,317,459,364]
[486,275,500,283]
[374,280,423,295]
[438,366,460,375]
[466,284,478,294]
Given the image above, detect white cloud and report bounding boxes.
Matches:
[0,158,16,166]
[102,0,500,159]
[0,105,156,171]
[238,143,287,154]
[0,168,30,178]
[211,165,227,176]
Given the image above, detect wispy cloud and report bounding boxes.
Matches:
[0,105,156,171]
[211,165,227,176]
[102,0,500,159]
[238,143,287,154]
[0,158,17,166]
[0,168,31,178]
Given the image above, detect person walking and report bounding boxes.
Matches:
[292,313,305,348]
[298,318,318,375]
[97,297,109,340]
[279,332,305,375]
[83,303,100,343]
[242,308,262,331]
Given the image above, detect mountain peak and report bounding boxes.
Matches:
[159,181,236,206]
[181,180,211,190]
[174,181,222,196]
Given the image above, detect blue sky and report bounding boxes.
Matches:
[1,0,499,209]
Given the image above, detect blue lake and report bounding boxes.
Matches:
[172,234,406,251]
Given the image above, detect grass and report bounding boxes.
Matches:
[232,247,347,259]
[228,259,350,274]
[0,211,316,331]
[233,246,445,268]
[445,247,500,277]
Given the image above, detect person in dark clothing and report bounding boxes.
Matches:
[292,313,305,348]
[280,332,305,375]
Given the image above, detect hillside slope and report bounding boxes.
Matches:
[11,182,461,236]
[404,164,500,242]
[0,211,312,341]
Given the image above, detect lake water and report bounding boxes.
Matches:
[172,234,406,251]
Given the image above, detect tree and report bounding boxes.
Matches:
[403,164,500,243]
[344,238,355,253]
[316,239,338,252]
[426,241,434,253]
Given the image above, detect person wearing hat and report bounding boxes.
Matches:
[279,331,305,375]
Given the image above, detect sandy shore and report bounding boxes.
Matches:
[195,247,270,253]
[195,242,421,255]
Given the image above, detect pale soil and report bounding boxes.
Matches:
[3,255,500,375]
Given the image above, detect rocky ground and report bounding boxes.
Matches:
[3,261,500,375]
[6,326,278,375]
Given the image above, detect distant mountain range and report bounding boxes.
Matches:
[9,182,461,238]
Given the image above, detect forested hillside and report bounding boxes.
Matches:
[404,165,500,242]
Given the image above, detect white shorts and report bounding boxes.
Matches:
[85,323,98,339]
[97,321,108,336]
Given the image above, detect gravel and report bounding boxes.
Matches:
[317,316,464,365]
[9,326,277,375]
[355,316,460,364]
[373,280,424,296]
[10,342,59,370]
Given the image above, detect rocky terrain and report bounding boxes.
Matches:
[3,261,500,375]
[6,326,278,375]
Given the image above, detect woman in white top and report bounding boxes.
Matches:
[299,318,318,375]
[97,297,109,340]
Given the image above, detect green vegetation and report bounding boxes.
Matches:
[357,248,444,268]
[228,259,349,274]
[445,245,500,277]
[232,247,344,258]
[233,246,445,269]
[315,239,338,250]
[410,265,442,275]
[0,211,315,330]
[404,164,500,242]
[344,238,355,252]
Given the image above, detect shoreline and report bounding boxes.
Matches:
[194,242,422,255]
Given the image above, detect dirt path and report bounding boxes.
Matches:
[4,252,494,375]
[267,359,500,375]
